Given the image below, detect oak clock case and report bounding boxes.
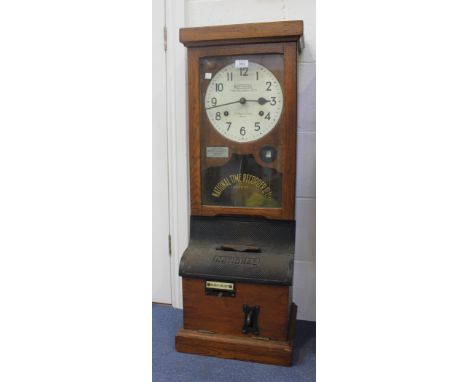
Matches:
[177,20,303,367]
[187,40,298,221]
[200,54,285,211]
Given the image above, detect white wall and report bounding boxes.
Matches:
[180,0,316,321]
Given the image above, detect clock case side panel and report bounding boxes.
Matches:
[188,49,202,215]
[186,43,298,220]
[281,42,298,220]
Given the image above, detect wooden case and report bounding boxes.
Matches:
[181,278,290,341]
[177,21,303,366]
[176,278,297,366]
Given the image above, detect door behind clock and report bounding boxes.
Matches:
[152,0,171,304]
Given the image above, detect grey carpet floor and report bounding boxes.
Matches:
[153,304,316,382]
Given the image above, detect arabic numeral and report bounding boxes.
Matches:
[265,81,272,91]
[254,122,261,131]
[256,71,259,80]
[226,122,232,130]
[215,83,223,92]
[227,72,233,81]
[270,97,276,105]
[240,67,248,76]
[240,126,246,136]
[211,97,217,106]
[265,112,271,120]
[215,112,221,120]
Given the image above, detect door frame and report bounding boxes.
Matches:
[152,0,172,304]
[165,0,188,309]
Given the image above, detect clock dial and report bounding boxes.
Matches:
[204,61,283,143]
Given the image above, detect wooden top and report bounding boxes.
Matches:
[180,20,304,50]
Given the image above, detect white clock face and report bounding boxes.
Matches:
[204,61,283,143]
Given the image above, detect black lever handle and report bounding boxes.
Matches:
[242,305,260,335]
[246,310,253,327]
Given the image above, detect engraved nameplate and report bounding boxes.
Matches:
[206,146,229,158]
[205,280,235,297]
[206,281,234,291]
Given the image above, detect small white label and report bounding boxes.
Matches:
[205,72,212,79]
[206,147,229,158]
[235,59,249,68]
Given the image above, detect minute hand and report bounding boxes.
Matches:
[205,100,242,110]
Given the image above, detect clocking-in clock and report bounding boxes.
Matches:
[177,20,304,367]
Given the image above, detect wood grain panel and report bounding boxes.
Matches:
[180,20,303,49]
[176,329,293,366]
[182,278,290,341]
[281,42,298,219]
[188,49,202,215]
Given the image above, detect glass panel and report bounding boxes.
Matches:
[203,153,282,207]
[199,54,285,209]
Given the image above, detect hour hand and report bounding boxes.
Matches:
[245,97,269,105]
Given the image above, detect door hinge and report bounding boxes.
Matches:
[163,26,167,52]
[168,234,172,256]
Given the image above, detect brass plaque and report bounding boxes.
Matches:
[206,281,234,291]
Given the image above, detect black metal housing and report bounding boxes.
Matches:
[179,216,295,285]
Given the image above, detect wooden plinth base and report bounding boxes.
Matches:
[175,303,297,366]
[176,329,293,366]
